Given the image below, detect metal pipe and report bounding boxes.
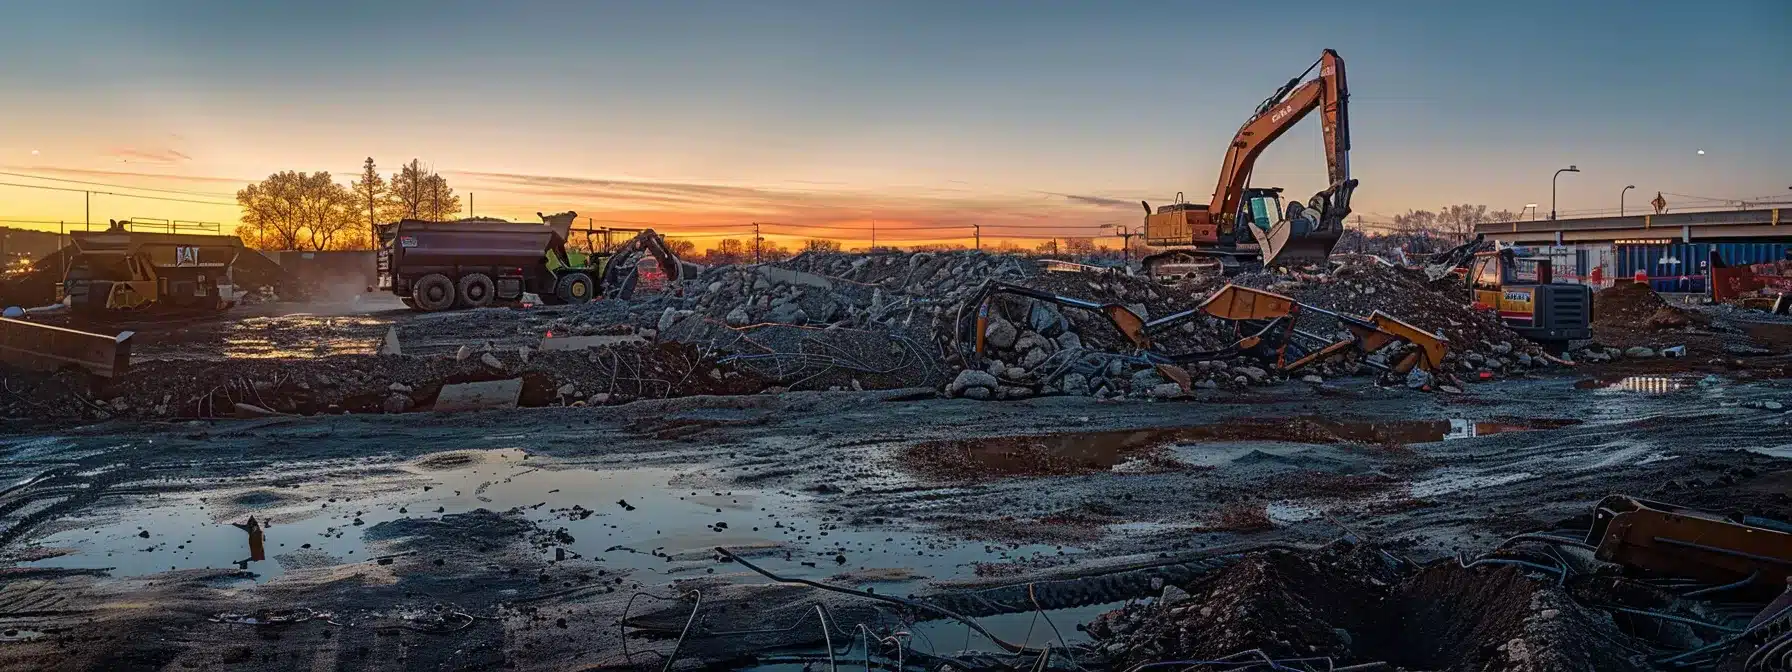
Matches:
[1682,570,1760,598]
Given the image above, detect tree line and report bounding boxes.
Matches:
[234,158,461,250]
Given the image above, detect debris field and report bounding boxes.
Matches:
[1,248,1791,671]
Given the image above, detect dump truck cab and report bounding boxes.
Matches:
[1466,249,1592,342]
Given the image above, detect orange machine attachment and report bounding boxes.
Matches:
[1589,495,1792,600]
[958,280,1447,376]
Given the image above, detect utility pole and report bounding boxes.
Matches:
[1355,215,1364,254]
[871,218,876,250]
[469,192,474,218]
[753,222,762,264]
[973,224,980,250]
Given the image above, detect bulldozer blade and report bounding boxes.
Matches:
[0,318,132,378]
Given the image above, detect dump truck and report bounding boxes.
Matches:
[60,221,246,318]
[375,211,690,312]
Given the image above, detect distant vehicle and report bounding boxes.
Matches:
[375,211,690,312]
[60,222,245,319]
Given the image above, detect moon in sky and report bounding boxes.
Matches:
[29,150,38,156]
[1697,149,1706,155]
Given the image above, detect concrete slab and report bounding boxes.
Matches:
[432,378,522,412]
[539,333,648,351]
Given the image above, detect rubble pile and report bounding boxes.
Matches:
[4,341,763,423]
[1087,544,1646,671]
[1227,255,1558,380]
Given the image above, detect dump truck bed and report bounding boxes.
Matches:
[389,220,566,269]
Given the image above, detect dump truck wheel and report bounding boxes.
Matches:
[401,297,421,311]
[412,274,456,312]
[555,272,594,304]
[456,273,495,309]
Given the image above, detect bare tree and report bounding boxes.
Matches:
[1062,237,1097,257]
[1436,204,1489,243]
[236,170,357,251]
[662,238,697,258]
[352,157,386,248]
[384,160,458,221]
[803,238,842,253]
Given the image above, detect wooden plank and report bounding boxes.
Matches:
[0,318,132,378]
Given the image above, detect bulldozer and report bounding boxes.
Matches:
[60,221,245,318]
[1141,50,1356,278]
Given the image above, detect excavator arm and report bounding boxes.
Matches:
[600,229,692,299]
[1212,49,1350,228]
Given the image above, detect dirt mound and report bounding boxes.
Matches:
[1594,283,1705,330]
[1086,546,1400,665]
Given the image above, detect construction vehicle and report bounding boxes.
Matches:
[1140,49,1357,278]
[958,281,1447,380]
[1464,246,1591,342]
[376,211,689,312]
[59,221,246,318]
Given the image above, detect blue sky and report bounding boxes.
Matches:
[0,0,1785,240]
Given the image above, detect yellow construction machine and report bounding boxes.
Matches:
[60,221,246,318]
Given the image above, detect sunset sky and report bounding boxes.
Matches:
[1,0,1787,248]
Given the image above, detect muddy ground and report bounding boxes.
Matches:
[0,369,1789,670]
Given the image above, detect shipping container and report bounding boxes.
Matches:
[1614,242,1791,293]
[1510,243,1614,286]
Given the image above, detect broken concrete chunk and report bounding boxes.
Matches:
[725,306,751,327]
[1624,346,1657,359]
[388,382,413,394]
[1230,366,1269,383]
[382,393,414,414]
[455,344,474,362]
[984,317,1018,349]
[947,369,998,397]
[1020,348,1049,369]
[1149,383,1183,399]
[480,352,504,370]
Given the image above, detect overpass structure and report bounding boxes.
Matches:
[1475,208,1789,245]
[1471,208,1790,293]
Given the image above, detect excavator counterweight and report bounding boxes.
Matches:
[1141,50,1354,277]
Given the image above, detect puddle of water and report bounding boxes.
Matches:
[906,417,1582,479]
[1575,375,1699,394]
[220,315,386,359]
[1265,501,1323,524]
[21,449,1075,591]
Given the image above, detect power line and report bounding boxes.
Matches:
[0,181,236,206]
[0,171,238,198]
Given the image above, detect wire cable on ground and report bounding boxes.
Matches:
[715,546,1046,655]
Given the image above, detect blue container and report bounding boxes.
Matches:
[1615,242,1791,293]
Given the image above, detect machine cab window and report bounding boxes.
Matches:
[1246,193,1284,233]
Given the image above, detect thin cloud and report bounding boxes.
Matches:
[109,147,193,164]
[1042,191,1138,209]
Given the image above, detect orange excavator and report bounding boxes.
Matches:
[1141,49,1357,278]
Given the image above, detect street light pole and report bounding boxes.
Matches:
[1551,165,1580,220]
[1620,185,1635,216]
